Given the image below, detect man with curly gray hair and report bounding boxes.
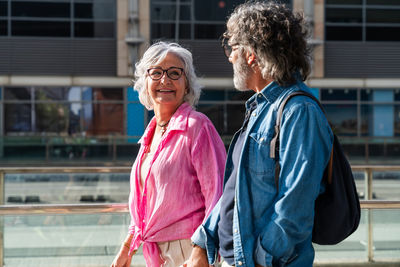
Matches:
[187,2,333,267]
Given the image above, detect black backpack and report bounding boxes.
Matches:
[270,91,361,245]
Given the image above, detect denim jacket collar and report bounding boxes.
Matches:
[245,81,286,110]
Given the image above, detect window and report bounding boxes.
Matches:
[3,0,115,38]
[197,89,253,136]
[151,0,284,41]
[0,20,7,36]
[12,2,70,18]
[320,88,400,137]
[3,87,124,136]
[0,1,7,17]
[12,21,70,37]
[325,1,400,41]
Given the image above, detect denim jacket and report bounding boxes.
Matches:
[191,80,333,267]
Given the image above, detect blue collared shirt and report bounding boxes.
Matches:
[192,80,333,267]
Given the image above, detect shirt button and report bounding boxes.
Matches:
[259,137,264,142]
[234,228,238,233]
[238,261,243,266]
[258,94,262,97]
[252,112,257,117]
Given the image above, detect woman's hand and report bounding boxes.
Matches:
[110,245,133,267]
[184,245,210,267]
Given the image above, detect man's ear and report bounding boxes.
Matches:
[246,52,256,66]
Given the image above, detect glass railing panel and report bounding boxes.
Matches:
[4,173,130,204]
[353,171,366,199]
[314,209,367,263]
[372,171,400,200]
[2,213,146,267]
[372,209,400,261]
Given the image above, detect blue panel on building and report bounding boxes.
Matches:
[127,87,144,142]
[373,90,394,137]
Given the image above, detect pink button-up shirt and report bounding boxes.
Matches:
[128,103,226,266]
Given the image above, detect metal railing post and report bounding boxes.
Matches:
[365,168,374,262]
[0,171,4,267]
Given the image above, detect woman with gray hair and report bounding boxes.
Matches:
[110,42,226,267]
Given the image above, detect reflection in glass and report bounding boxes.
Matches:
[198,104,224,135]
[200,90,225,101]
[326,0,362,4]
[84,103,123,135]
[5,173,130,204]
[361,103,395,137]
[35,87,74,101]
[372,209,400,260]
[367,0,400,5]
[180,5,191,20]
[0,2,7,16]
[227,104,245,134]
[195,24,225,39]
[74,22,114,38]
[179,23,191,39]
[151,23,175,39]
[372,172,400,200]
[0,20,6,35]
[12,21,70,37]
[326,26,362,41]
[152,4,176,20]
[226,90,254,101]
[324,104,357,136]
[361,89,373,101]
[11,2,70,18]
[5,104,32,133]
[394,105,400,136]
[361,105,372,136]
[326,8,362,23]
[5,87,31,100]
[74,2,115,19]
[367,9,400,23]
[366,27,400,41]
[2,213,134,266]
[314,210,366,262]
[35,103,81,134]
[321,88,357,101]
[195,0,242,21]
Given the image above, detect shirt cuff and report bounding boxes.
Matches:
[191,225,218,265]
[191,226,207,249]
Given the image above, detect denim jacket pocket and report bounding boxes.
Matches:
[247,132,275,178]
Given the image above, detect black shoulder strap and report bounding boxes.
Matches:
[270,91,328,187]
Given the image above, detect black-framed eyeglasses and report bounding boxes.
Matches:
[221,38,239,58]
[147,67,184,81]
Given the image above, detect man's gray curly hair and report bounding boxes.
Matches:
[224,1,311,85]
[133,42,202,110]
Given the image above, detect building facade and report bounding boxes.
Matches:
[0,0,400,165]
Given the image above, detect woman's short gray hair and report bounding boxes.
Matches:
[133,42,202,110]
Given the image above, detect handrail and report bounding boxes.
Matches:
[0,200,399,216]
[0,166,131,173]
[1,165,400,173]
[0,203,129,215]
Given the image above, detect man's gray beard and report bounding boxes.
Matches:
[233,55,251,91]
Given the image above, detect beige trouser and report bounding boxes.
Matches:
[157,239,193,267]
[221,261,234,267]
